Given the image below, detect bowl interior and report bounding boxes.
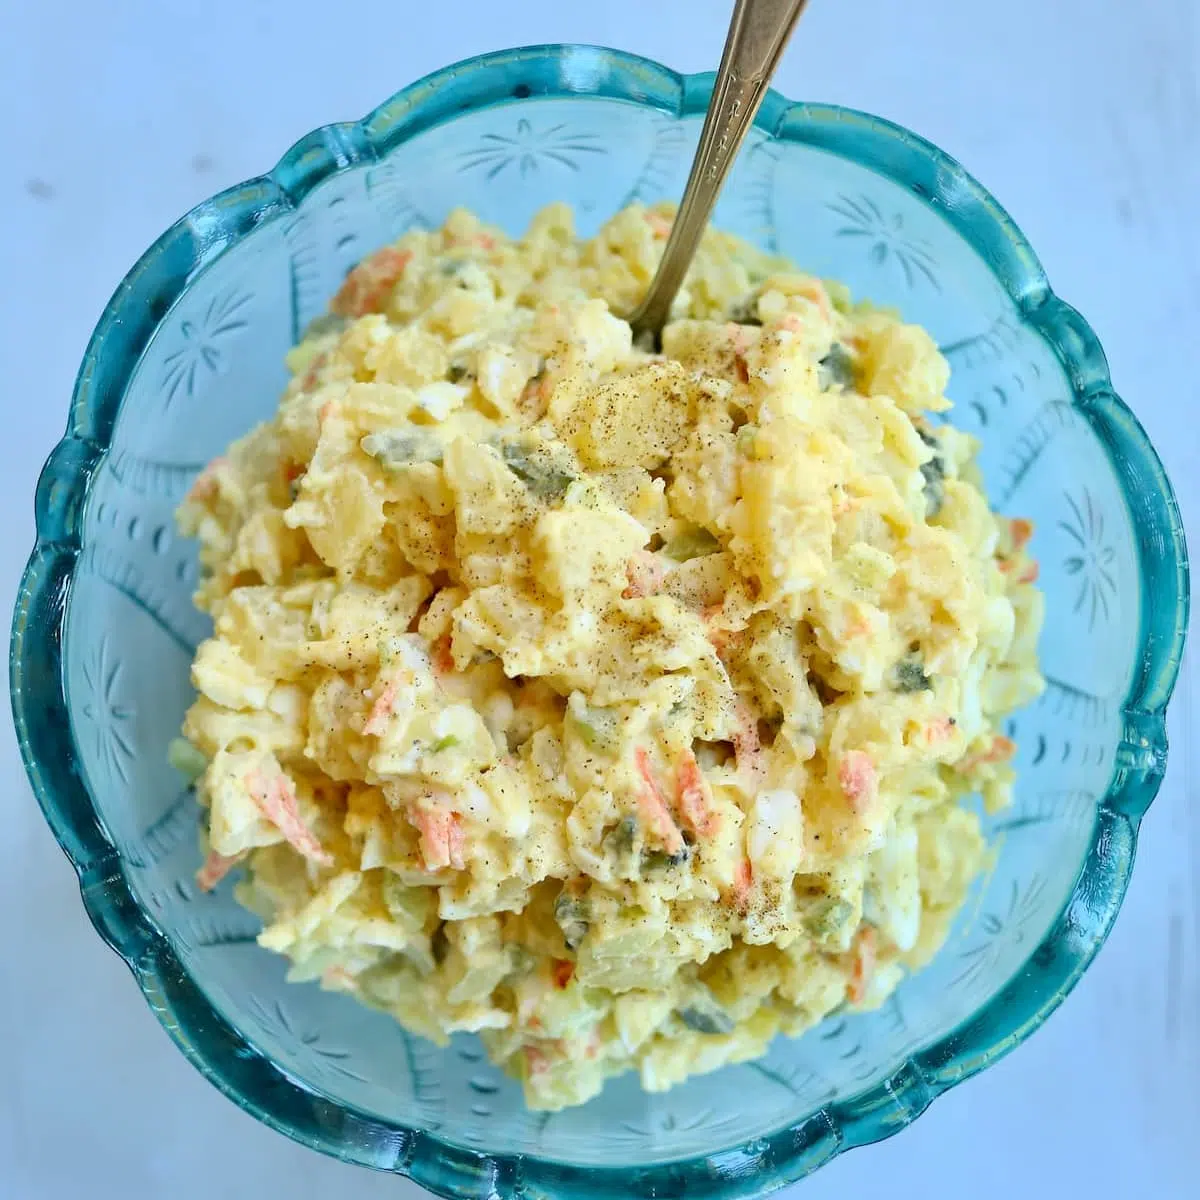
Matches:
[65,85,1140,1168]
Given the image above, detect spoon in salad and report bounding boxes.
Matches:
[628,0,811,349]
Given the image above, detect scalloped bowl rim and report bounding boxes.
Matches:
[10,43,1190,1200]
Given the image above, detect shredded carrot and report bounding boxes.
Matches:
[525,1041,561,1080]
[846,926,877,1005]
[622,552,665,599]
[476,233,496,251]
[675,748,719,838]
[446,814,466,870]
[645,211,672,238]
[957,734,1017,773]
[551,959,575,990]
[796,278,833,321]
[837,750,878,814]
[724,322,754,383]
[322,966,356,990]
[363,681,397,737]
[703,605,747,660]
[732,700,764,780]
[519,371,553,416]
[845,612,875,639]
[924,716,956,746]
[634,747,685,855]
[997,519,1038,583]
[728,858,753,913]
[187,457,226,503]
[299,352,327,391]
[246,770,332,866]
[331,246,412,317]
[525,1045,553,1077]
[431,633,455,676]
[1009,517,1034,551]
[195,848,240,892]
[410,806,466,871]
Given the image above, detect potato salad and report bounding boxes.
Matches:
[175,202,1044,1110]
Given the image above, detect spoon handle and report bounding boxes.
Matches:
[629,0,810,345]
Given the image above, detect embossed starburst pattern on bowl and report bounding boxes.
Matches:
[457,117,607,179]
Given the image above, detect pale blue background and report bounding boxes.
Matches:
[1,1,1197,1197]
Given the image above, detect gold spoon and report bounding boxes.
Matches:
[628,0,811,349]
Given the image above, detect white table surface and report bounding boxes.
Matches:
[2,1,1197,1196]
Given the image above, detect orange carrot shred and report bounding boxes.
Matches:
[634,747,684,855]
[246,770,332,866]
[675,748,718,838]
[331,246,412,318]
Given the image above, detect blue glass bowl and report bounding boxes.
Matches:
[12,45,1189,1199]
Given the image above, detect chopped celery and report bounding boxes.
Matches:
[168,738,208,783]
[818,343,856,390]
[361,430,443,468]
[554,892,590,950]
[501,444,575,500]
[676,997,733,1035]
[893,657,932,693]
[917,428,945,517]
[663,527,721,562]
